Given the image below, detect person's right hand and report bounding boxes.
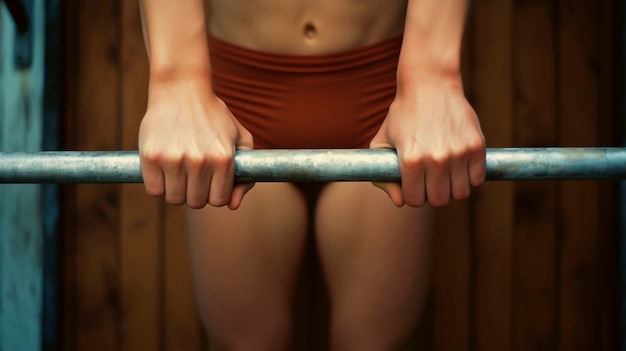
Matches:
[139,77,254,210]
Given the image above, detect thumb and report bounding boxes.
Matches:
[228,182,255,210]
[229,121,255,210]
[372,181,405,207]
[369,122,404,206]
[368,120,394,150]
[235,122,254,151]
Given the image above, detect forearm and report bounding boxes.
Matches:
[139,0,212,83]
[397,0,470,92]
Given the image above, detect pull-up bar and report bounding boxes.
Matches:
[0,148,624,184]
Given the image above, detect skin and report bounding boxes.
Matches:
[138,1,486,350]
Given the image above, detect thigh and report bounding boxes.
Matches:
[315,182,434,349]
[186,182,309,349]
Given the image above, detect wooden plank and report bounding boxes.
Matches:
[60,1,79,348]
[556,1,601,350]
[467,0,514,349]
[433,200,471,350]
[119,0,162,349]
[595,1,621,349]
[164,206,207,349]
[69,1,122,349]
[512,1,558,350]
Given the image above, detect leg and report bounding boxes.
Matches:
[186,183,308,351]
[315,182,434,351]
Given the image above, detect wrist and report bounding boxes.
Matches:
[147,70,215,104]
[146,30,212,84]
[396,63,464,98]
[149,62,212,86]
[148,38,212,84]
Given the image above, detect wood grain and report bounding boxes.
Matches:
[70,1,122,350]
[512,1,559,350]
[58,1,621,349]
[119,0,162,349]
[468,0,514,349]
[557,1,601,350]
[433,200,471,349]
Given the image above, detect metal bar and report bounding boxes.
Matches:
[0,148,625,184]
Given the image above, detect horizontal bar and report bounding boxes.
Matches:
[0,148,625,184]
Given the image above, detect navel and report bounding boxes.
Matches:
[303,22,317,39]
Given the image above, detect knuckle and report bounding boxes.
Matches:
[426,146,453,167]
[161,151,184,166]
[431,155,449,171]
[400,153,426,172]
[185,153,208,170]
[468,136,486,155]
[208,150,234,168]
[141,149,162,165]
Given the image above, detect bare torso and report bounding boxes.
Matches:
[208,0,408,55]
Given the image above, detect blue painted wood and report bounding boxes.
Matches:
[0,1,46,350]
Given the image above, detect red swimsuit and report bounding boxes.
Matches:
[208,35,402,149]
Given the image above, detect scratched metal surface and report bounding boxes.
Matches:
[0,148,625,183]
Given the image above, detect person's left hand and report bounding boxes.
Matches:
[370,80,486,207]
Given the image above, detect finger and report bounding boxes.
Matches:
[372,181,405,207]
[468,150,487,187]
[398,152,427,207]
[424,159,451,207]
[140,157,165,197]
[228,124,255,210]
[369,134,404,206]
[368,132,393,150]
[228,182,255,210]
[207,155,235,207]
[163,164,187,206]
[235,121,255,151]
[450,155,471,200]
[185,158,211,209]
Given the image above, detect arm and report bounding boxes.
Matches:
[370,0,486,207]
[138,0,254,210]
[139,0,211,82]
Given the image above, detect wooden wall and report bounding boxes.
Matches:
[59,0,621,350]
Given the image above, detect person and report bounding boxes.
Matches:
[138,1,486,350]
